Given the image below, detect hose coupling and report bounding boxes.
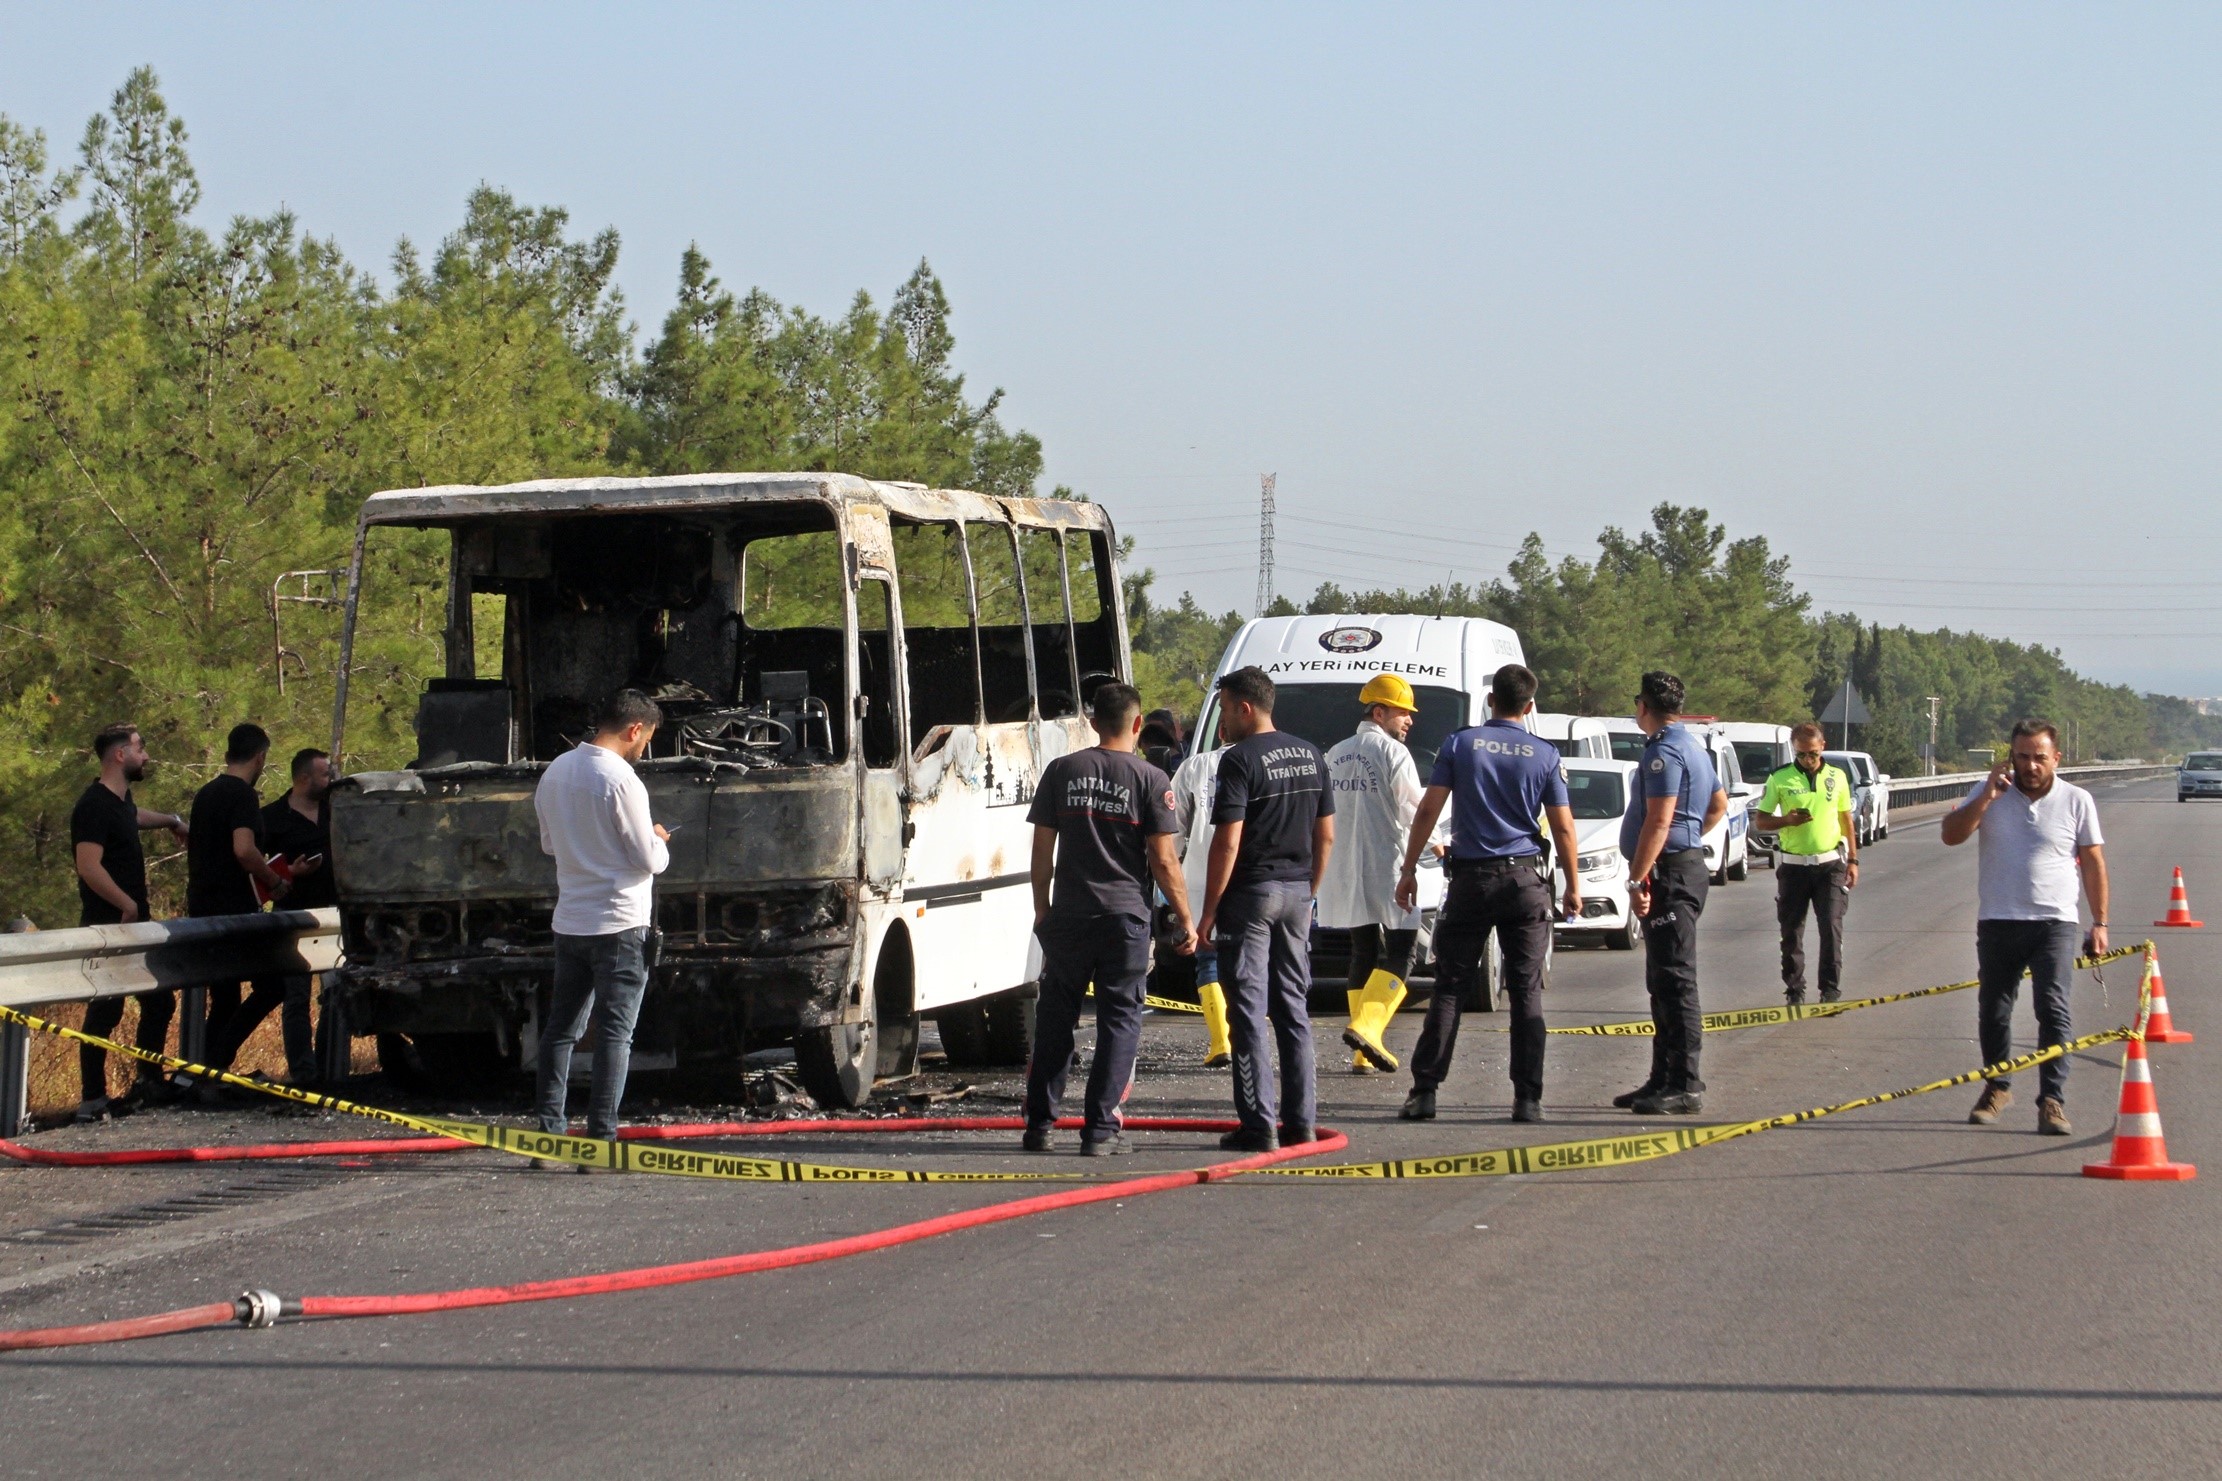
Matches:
[235,1289,285,1329]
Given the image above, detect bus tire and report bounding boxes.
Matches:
[797,996,878,1110]
[982,989,1036,1065]
[935,1003,992,1068]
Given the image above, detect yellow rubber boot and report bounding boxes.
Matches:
[1347,990,1374,1074]
[1198,980,1233,1068]
[1342,969,1405,1072]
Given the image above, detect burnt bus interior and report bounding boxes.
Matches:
[386,501,1121,775]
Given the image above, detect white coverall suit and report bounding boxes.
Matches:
[1319,719,1423,1071]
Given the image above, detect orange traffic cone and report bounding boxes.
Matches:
[2083,1037,2196,1181]
[2143,957,2194,1045]
[2153,867,2204,928]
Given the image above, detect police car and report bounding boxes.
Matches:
[1193,613,1532,1005]
[1553,758,1641,950]
[1706,722,1792,870]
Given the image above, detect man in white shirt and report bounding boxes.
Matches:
[532,690,671,1160]
[1320,674,1425,1074]
[1941,718,2108,1136]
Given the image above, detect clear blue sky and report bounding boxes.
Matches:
[6,3,2216,693]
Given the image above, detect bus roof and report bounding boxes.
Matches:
[355,472,1114,534]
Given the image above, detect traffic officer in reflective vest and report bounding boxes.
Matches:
[1321,673,1424,1076]
[1393,664,1580,1124]
[1617,671,1727,1115]
[1753,722,1858,1006]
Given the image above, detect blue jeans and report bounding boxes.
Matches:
[1977,919,2079,1104]
[1027,912,1151,1141]
[1216,880,1317,1137]
[536,928,651,1140]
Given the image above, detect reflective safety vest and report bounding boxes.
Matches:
[1758,761,1854,855]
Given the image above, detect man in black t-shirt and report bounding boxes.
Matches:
[259,748,335,1081]
[1197,667,1335,1151]
[69,722,190,1118]
[1021,682,1191,1154]
[188,723,295,1076]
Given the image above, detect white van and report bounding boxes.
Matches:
[1599,717,1749,883]
[1528,712,1612,759]
[1704,721,1791,868]
[1193,614,1526,1001]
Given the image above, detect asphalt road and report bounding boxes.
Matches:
[3,775,2217,1479]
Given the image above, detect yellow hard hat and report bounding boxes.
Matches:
[1358,673,1417,713]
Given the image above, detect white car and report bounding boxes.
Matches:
[2180,751,2222,801]
[1825,749,1889,845]
[1554,759,1641,950]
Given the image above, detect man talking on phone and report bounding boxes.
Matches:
[1942,719,2107,1137]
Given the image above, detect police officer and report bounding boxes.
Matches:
[1024,682,1192,1155]
[1753,722,1858,1006]
[1394,664,1579,1124]
[1197,666,1334,1152]
[1322,673,1424,1076]
[1617,671,1727,1115]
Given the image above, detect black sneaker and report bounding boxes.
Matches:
[1080,1134,1133,1157]
[1398,1089,1436,1121]
[1630,1089,1704,1115]
[1277,1124,1317,1146]
[1218,1127,1278,1153]
[1612,1082,1661,1110]
[1021,1126,1053,1152]
[1785,990,1807,1007]
[1818,989,1842,1004]
[1512,1098,1546,1124]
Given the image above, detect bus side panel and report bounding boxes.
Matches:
[902,722,1039,1012]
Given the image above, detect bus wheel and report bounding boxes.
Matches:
[982,988,1037,1065]
[797,998,878,1110]
[935,1003,992,1068]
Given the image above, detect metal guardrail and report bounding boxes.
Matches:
[1886,762,2177,810]
[0,908,338,1138]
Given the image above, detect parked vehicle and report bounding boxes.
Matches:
[326,472,1130,1106]
[1825,750,1890,844]
[1695,730,1752,883]
[1193,613,1528,1004]
[1527,712,1612,759]
[1703,721,1791,869]
[1553,759,1641,950]
[2180,751,2222,801]
[1602,717,1645,765]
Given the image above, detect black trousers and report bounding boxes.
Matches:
[1642,849,1710,1093]
[1777,861,1849,998]
[1346,924,1417,991]
[1410,858,1553,1100]
[1027,912,1151,1141]
[205,978,289,1073]
[79,991,177,1100]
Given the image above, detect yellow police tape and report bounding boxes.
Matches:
[1,945,2155,1187]
[0,1004,1090,1183]
[1256,949,2156,1179]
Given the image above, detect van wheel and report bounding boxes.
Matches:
[1611,914,1640,951]
[797,996,878,1110]
[1728,849,1748,882]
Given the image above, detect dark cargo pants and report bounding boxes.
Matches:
[1217,880,1317,1138]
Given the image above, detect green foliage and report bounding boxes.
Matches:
[0,70,1055,924]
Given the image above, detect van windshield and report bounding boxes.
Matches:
[1733,742,1779,780]
[2186,754,2222,771]
[1214,682,1468,774]
[1565,770,1627,820]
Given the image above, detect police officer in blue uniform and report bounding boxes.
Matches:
[1617,671,1728,1115]
[1393,664,1582,1123]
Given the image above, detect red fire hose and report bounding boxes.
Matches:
[0,1117,1342,1352]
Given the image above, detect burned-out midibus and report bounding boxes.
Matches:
[325,473,1127,1107]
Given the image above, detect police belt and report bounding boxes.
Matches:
[1444,853,1546,877]
[1778,846,1849,867]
